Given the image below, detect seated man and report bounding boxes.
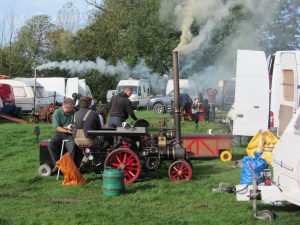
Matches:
[73,96,102,147]
[48,98,75,172]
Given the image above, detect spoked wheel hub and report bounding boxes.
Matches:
[104,148,141,184]
[168,160,192,182]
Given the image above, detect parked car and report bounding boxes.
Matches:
[147,93,172,113]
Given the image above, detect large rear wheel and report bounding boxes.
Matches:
[168,160,192,182]
[104,148,141,184]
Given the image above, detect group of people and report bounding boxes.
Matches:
[191,97,211,129]
[179,92,212,130]
[48,86,138,173]
[48,86,215,172]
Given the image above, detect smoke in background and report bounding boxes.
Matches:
[160,0,279,97]
[36,58,167,94]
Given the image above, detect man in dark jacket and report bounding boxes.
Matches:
[108,86,138,128]
[203,99,211,122]
[179,93,193,121]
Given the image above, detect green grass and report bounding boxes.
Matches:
[1,110,300,225]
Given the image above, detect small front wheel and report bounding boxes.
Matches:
[168,160,192,182]
[257,210,275,221]
[38,164,51,177]
[220,150,232,162]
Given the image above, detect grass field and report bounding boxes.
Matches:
[1,110,300,225]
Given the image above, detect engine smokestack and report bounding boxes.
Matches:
[172,51,185,159]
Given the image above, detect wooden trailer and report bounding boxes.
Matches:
[181,134,233,162]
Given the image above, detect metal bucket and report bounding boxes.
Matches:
[103,168,125,196]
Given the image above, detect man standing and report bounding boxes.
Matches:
[179,93,193,121]
[48,98,75,172]
[108,86,138,128]
[203,99,211,122]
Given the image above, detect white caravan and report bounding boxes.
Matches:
[0,79,50,112]
[236,108,300,220]
[116,79,151,108]
[232,50,300,137]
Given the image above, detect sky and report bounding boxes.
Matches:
[0,0,93,30]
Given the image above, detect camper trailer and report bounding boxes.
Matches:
[0,79,50,113]
[116,79,151,108]
[232,50,300,137]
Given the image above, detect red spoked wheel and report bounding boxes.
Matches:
[104,148,141,184]
[168,160,192,182]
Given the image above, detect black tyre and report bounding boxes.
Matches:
[47,112,53,123]
[257,210,275,221]
[38,164,52,177]
[153,103,165,114]
[27,115,38,124]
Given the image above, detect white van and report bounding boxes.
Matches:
[106,90,116,103]
[36,77,65,104]
[36,77,94,105]
[0,79,50,112]
[66,78,93,100]
[232,50,300,137]
[116,79,151,108]
[166,79,190,96]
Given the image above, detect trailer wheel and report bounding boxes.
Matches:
[257,210,275,221]
[168,160,192,182]
[104,148,141,184]
[220,150,232,162]
[27,115,38,124]
[38,164,51,177]
[153,103,165,114]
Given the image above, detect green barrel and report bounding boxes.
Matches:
[103,168,125,196]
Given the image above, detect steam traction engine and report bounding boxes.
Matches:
[87,119,192,184]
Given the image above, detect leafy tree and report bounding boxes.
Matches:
[71,0,179,74]
[17,15,55,71]
[46,28,73,62]
[84,70,119,102]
